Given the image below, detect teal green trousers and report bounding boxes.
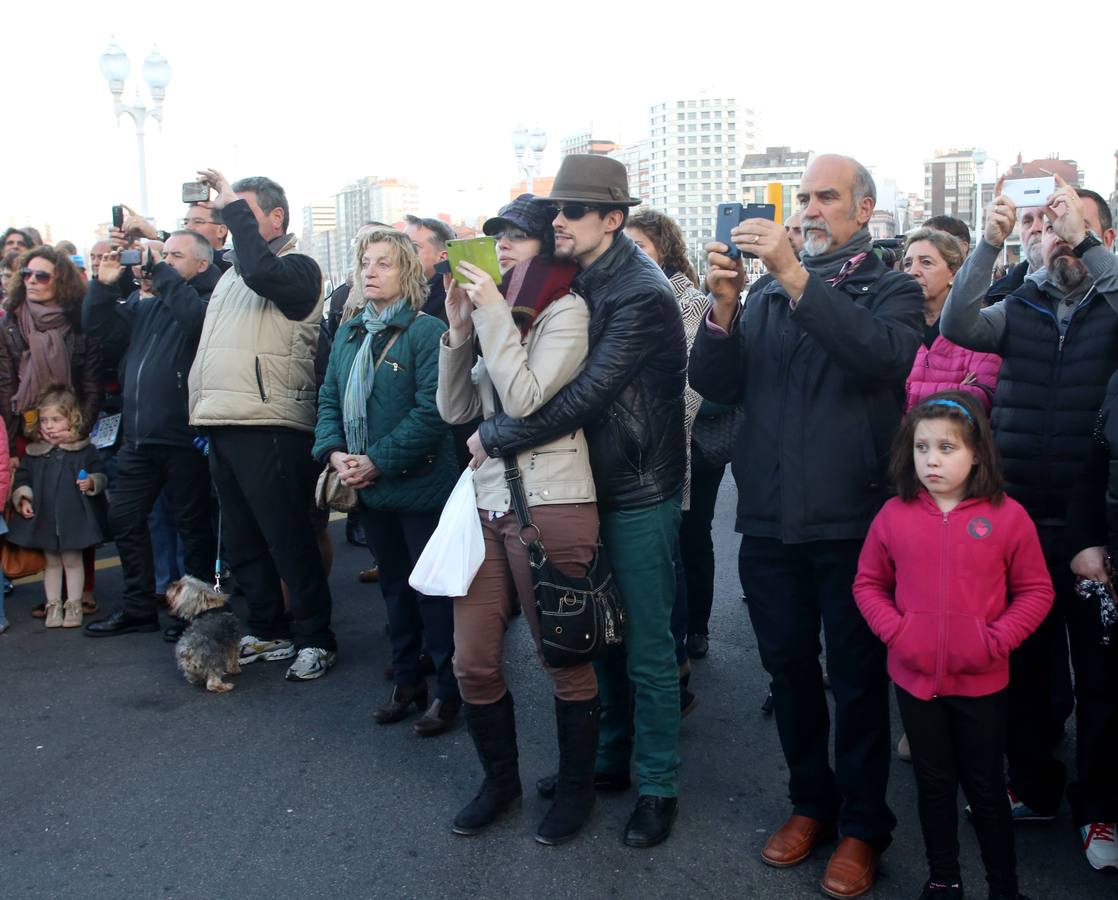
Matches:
[595,495,683,797]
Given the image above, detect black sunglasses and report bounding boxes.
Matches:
[542,203,600,221]
[20,268,52,284]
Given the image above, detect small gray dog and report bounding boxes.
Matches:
[167,576,241,693]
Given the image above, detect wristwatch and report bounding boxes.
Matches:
[1073,230,1102,257]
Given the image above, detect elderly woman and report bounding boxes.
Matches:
[437,195,601,845]
[903,227,1001,413]
[1,246,103,617]
[314,228,460,736]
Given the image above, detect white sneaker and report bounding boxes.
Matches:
[237,635,295,665]
[1082,822,1118,871]
[284,647,337,682]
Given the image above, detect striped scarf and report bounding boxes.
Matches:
[343,299,406,453]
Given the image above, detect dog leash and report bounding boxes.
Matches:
[213,509,223,594]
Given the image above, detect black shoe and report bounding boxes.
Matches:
[680,685,699,718]
[623,795,678,848]
[163,618,187,644]
[761,689,774,716]
[536,696,600,845]
[84,608,160,637]
[414,696,461,737]
[537,768,630,799]
[685,633,708,659]
[453,692,522,835]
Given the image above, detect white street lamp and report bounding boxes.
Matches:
[99,40,171,215]
[973,148,987,238]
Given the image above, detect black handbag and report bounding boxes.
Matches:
[690,402,738,469]
[492,391,625,667]
[502,455,626,667]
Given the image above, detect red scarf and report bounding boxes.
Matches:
[499,257,579,337]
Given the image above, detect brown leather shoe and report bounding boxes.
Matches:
[820,837,880,899]
[372,682,428,724]
[761,814,837,868]
[413,696,461,737]
[358,566,380,583]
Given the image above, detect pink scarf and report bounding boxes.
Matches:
[12,301,72,415]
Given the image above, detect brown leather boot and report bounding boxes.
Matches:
[761,814,837,867]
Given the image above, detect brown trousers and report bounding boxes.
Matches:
[452,503,599,705]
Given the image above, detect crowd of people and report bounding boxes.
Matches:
[2,150,1117,900]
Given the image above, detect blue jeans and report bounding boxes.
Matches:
[149,488,185,595]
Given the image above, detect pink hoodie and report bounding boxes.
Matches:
[854,491,1053,701]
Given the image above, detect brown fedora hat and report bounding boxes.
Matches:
[539,154,641,207]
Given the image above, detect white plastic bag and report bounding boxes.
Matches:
[408,467,485,597]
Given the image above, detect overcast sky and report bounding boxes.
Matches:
[6,0,1117,248]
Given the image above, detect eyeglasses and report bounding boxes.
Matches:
[20,268,52,284]
[184,217,216,228]
[495,228,530,242]
[543,203,600,221]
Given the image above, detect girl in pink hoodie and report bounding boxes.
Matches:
[854,391,1053,900]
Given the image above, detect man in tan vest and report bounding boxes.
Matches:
[190,168,337,681]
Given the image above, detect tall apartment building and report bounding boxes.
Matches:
[740,146,813,221]
[335,176,376,257]
[370,178,420,227]
[644,96,749,250]
[1003,152,1082,186]
[300,201,338,287]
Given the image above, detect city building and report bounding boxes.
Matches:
[644,95,751,254]
[561,130,619,158]
[921,147,1001,233]
[370,178,420,227]
[741,146,814,221]
[1003,152,1082,186]
[300,201,338,287]
[508,176,555,200]
[609,139,652,205]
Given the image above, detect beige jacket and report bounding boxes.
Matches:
[188,238,320,432]
[437,294,595,511]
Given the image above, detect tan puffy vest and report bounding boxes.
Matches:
[188,239,320,432]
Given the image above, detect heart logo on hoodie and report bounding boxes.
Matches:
[967,516,992,540]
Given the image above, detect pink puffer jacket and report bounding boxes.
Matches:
[905,334,1001,413]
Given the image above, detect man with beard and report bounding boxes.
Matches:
[691,154,922,898]
[941,179,1118,870]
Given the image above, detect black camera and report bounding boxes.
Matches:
[119,249,142,266]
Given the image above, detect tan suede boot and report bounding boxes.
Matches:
[62,598,82,628]
[45,601,63,628]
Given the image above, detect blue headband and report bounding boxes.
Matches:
[923,398,974,424]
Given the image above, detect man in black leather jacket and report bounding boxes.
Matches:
[473,155,687,848]
[692,155,921,898]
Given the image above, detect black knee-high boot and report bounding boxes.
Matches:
[536,695,600,845]
[452,691,522,835]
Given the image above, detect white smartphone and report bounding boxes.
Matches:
[1002,176,1055,209]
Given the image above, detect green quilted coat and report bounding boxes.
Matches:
[313,306,457,513]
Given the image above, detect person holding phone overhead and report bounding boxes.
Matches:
[941,176,1118,872]
[691,155,922,897]
[437,194,601,845]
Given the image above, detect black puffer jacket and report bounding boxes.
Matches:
[478,233,687,511]
[689,254,922,543]
[84,262,219,448]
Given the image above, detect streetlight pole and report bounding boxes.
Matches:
[973,148,987,241]
[511,125,547,194]
[99,41,172,216]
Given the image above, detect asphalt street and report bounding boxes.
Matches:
[1,479,1112,900]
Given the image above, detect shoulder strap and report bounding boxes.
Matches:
[374,330,402,372]
[490,385,544,559]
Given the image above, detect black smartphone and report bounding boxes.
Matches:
[119,249,142,266]
[112,205,124,230]
[433,259,452,276]
[716,203,745,260]
[182,182,209,203]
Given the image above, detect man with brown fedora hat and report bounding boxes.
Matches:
[471,154,689,848]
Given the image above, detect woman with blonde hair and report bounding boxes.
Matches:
[314,228,460,736]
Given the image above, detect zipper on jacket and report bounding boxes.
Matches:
[255,357,268,402]
[133,337,157,439]
[933,510,949,697]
